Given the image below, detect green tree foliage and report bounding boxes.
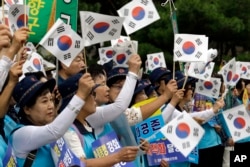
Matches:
[78,0,250,68]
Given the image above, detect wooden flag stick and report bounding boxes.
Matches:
[2,0,4,24]
[83,48,88,73]
[172,61,176,80]
[24,0,27,27]
[182,75,188,89]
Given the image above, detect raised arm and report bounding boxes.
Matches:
[12,73,94,156]
[86,54,141,128]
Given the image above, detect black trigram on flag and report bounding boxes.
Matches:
[48,38,54,46]
[57,26,65,34]
[11,7,20,17]
[85,16,95,25]
[75,40,81,48]
[87,31,94,40]
[63,53,71,60]
[140,0,149,6]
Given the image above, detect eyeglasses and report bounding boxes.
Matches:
[90,84,100,98]
[111,84,123,90]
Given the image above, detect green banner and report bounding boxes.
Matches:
[56,0,78,32]
[26,0,56,44]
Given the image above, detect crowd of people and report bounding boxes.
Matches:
[0,22,249,167]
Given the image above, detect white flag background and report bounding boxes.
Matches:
[218,57,240,87]
[174,34,208,62]
[112,41,135,68]
[39,19,84,67]
[222,104,250,142]
[117,0,160,35]
[147,52,167,71]
[195,77,221,98]
[111,36,138,54]
[160,111,205,157]
[8,4,29,33]
[80,11,124,46]
[26,42,37,52]
[98,46,114,65]
[0,5,9,25]
[4,0,23,7]
[111,36,131,46]
[187,62,215,81]
[236,61,250,80]
[20,51,46,80]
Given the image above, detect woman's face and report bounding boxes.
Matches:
[94,74,110,106]
[24,91,56,125]
[109,79,125,102]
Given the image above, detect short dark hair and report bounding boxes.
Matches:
[88,64,106,80]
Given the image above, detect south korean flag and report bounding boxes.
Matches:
[98,46,114,65]
[0,5,9,25]
[117,0,160,35]
[222,104,250,142]
[236,61,250,80]
[39,18,84,67]
[147,52,167,71]
[8,4,29,33]
[80,11,125,47]
[174,34,208,62]
[20,51,46,81]
[160,111,205,157]
[112,41,135,68]
[187,61,215,81]
[195,78,221,99]
[111,36,138,54]
[218,57,240,87]
[4,0,24,7]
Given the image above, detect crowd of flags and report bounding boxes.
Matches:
[1,0,250,164]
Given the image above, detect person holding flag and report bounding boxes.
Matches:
[9,72,94,167]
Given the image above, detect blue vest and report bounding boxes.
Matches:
[0,135,7,167]
[16,145,55,167]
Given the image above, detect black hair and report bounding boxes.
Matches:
[107,75,126,87]
[88,64,106,80]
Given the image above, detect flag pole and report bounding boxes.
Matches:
[83,47,88,73]
[24,0,27,27]
[162,0,180,79]
[2,0,4,24]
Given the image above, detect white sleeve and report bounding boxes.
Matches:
[86,72,138,128]
[0,56,13,92]
[12,95,85,157]
[161,104,177,123]
[162,106,215,124]
[63,129,86,158]
[124,107,143,126]
[189,109,215,123]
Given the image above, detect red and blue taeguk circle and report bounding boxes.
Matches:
[105,50,113,58]
[33,58,41,70]
[93,22,110,33]
[132,6,145,21]
[57,35,72,51]
[17,14,28,28]
[203,81,213,90]
[153,57,159,65]
[241,66,247,74]
[233,117,246,129]
[226,71,233,82]
[116,54,126,64]
[175,123,190,139]
[182,41,195,55]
